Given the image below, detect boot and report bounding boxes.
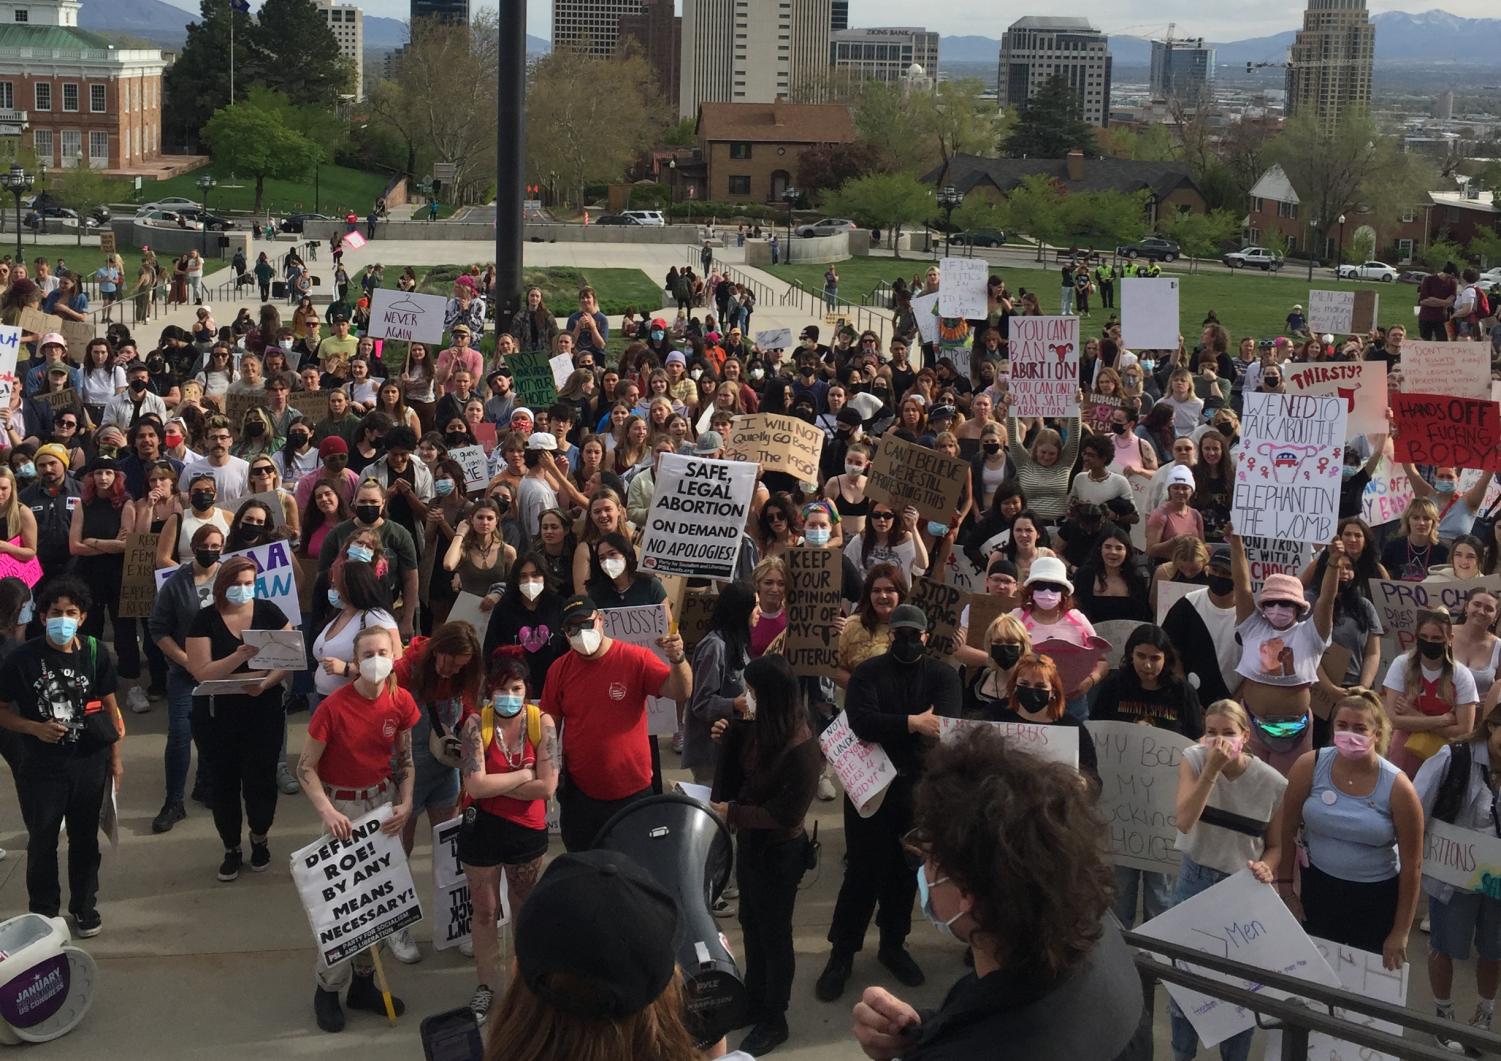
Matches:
[738,1014,790,1056]
[345,970,405,1017]
[314,987,344,1033]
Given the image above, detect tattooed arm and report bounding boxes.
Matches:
[510,715,559,801]
[381,727,416,837]
[460,713,548,800]
[297,737,354,841]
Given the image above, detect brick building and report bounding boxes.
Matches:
[0,0,165,173]
[693,100,855,203]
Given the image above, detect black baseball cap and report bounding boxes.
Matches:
[561,594,598,628]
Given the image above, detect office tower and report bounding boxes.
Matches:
[830,26,940,86]
[1285,0,1374,128]
[1149,37,1214,105]
[314,0,364,99]
[999,16,1111,128]
[831,0,847,31]
[680,0,832,118]
[618,0,681,111]
[410,0,467,24]
[553,0,643,57]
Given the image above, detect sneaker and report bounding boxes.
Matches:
[816,771,837,802]
[1421,915,1432,933]
[345,971,405,1016]
[0,848,6,861]
[218,849,242,882]
[73,910,102,938]
[814,952,852,1003]
[877,945,925,987]
[468,983,495,1023]
[459,937,474,958]
[387,926,421,964]
[314,987,345,1033]
[670,729,684,754]
[277,763,300,796]
[738,1015,790,1057]
[249,839,271,872]
[126,687,151,714]
[151,801,186,834]
[1467,1006,1493,1056]
[722,882,740,901]
[712,895,736,919]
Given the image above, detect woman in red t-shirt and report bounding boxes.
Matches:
[457,654,558,1023]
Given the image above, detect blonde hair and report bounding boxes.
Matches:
[752,555,787,589]
[1400,497,1441,546]
[352,626,399,697]
[1203,699,1253,737]
[1170,537,1210,571]
[1031,427,1062,455]
[0,466,20,537]
[1337,687,1392,755]
[984,613,1032,660]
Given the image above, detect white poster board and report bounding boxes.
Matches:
[1233,392,1347,545]
[243,629,307,671]
[639,453,757,581]
[1008,315,1080,418]
[224,539,302,628]
[1361,446,1413,528]
[447,590,495,640]
[1120,276,1180,350]
[431,817,472,951]
[753,327,792,352]
[1283,361,1389,439]
[818,710,895,818]
[0,323,20,378]
[291,804,423,967]
[599,603,678,736]
[938,257,989,319]
[366,289,448,345]
[549,353,575,390]
[912,292,941,346]
[1263,937,1409,1061]
[1400,340,1491,399]
[1423,818,1501,896]
[936,716,1079,768]
[1086,719,1192,873]
[448,445,489,492]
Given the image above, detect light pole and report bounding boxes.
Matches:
[3,163,32,261]
[1337,213,1346,273]
[785,186,800,249]
[1307,219,1319,282]
[937,184,963,255]
[196,173,216,256]
[667,158,676,210]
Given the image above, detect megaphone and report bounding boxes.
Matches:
[0,914,98,1044]
[592,794,747,1046]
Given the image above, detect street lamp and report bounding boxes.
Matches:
[1337,213,1347,272]
[3,163,32,261]
[937,184,964,255]
[196,173,216,256]
[1308,219,1319,282]
[667,158,676,209]
[785,186,800,248]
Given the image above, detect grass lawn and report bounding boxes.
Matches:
[13,242,146,282]
[410,264,664,317]
[131,164,391,217]
[766,256,1403,342]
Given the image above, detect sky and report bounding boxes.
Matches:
[519,0,1497,44]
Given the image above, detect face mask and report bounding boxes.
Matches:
[1261,602,1298,629]
[519,578,544,601]
[446,432,469,447]
[16,462,34,480]
[1418,638,1447,660]
[326,587,342,608]
[749,368,765,381]
[601,557,627,580]
[434,478,455,496]
[927,520,949,538]
[1333,730,1373,759]
[845,463,866,478]
[1141,359,1156,372]
[990,643,1022,670]
[245,420,266,438]
[279,339,294,351]
[650,329,664,342]
[347,545,375,565]
[1201,733,1246,757]
[569,627,602,655]
[805,527,831,546]
[355,504,382,525]
[290,432,310,447]
[190,490,216,512]
[890,632,925,665]
[129,378,149,393]
[1110,422,1127,435]
[18,599,33,626]
[690,367,703,380]
[165,433,184,448]
[982,441,1002,454]
[1014,685,1052,713]
[916,866,963,942]
[237,525,264,544]
[492,692,525,718]
[358,655,393,683]
[1206,574,1235,597]
[1031,589,1063,611]
[1436,480,1457,494]
[45,616,78,645]
[1341,464,1358,480]
[226,584,256,606]
[1252,714,1309,752]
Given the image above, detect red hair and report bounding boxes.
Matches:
[82,467,128,510]
[1006,653,1066,721]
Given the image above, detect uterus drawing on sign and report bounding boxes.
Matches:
[1254,442,1322,486]
[1049,342,1074,362]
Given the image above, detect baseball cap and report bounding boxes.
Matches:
[331,312,350,323]
[693,430,723,454]
[890,604,928,633]
[516,850,681,1020]
[318,436,349,458]
[526,432,558,451]
[560,594,598,628]
[836,407,863,427]
[451,322,471,336]
[1207,544,1232,568]
[47,363,70,376]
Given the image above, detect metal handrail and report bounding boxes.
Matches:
[1124,929,1501,1059]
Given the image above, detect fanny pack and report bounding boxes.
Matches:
[1253,713,1308,753]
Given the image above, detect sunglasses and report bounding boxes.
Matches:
[871,512,895,521]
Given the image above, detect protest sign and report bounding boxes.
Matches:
[472,422,497,454]
[224,539,300,627]
[223,390,265,432]
[1424,818,1501,898]
[1242,536,1313,595]
[1120,276,1180,350]
[1095,619,1149,670]
[367,289,447,345]
[341,230,367,250]
[1391,392,1501,471]
[818,711,896,818]
[448,444,489,492]
[0,539,42,588]
[938,257,988,319]
[912,291,941,345]
[1083,391,1122,432]
[722,414,824,484]
[431,818,472,951]
[240,490,287,529]
[1008,315,1079,418]
[639,453,757,580]
[1307,289,1379,335]
[548,353,575,390]
[0,324,20,378]
[506,350,559,409]
[599,603,677,736]
[1367,575,1501,660]
[291,804,423,967]
[98,231,116,256]
[1128,474,1153,550]
[936,716,1079,768]
[18,308,60,339]
[676,588,717,651]
[117,532,158,618]
[1307,643,1355,721]
[42,387,77,413]
[783,547,842,677]
[1283,360,1389,439]
[1263,937,1409,1061]
[1033,636,1108,696]
[1233,392,1346,544]
[1087,719,1193,873]
[193,678,268,697]
[1361,448,1413,527]
[60,320,95,362]
[447,591,495,641]
[864,432,969,525]
[1400,340,1491,399]
[1156,580,1200,625]
[907,576,964,659]
[1135,870,1339,1049]
[753,327,792,353]
[963,592,1016,650]
[243,629,308,671]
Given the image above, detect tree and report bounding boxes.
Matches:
[1006,175,1066,260]
[1419,237,1466,273]
[1057,190,1149,250]
[162,0,259,151]
[1004,75,1096,159]
[662,117,697,147]
[796,140,883,197]
[252,0,352,104]
[821,173,933,252]
[1098,125,1174,162]
[49,167,125,246]
[1469,227,1501,269]
[852,79,1006,177]
[203,98,321,212]
[1162,209,1242,272]
[949,189,1011,239]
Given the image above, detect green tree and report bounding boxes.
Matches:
[162,0,259,151]
[1419,237,1466,273]
[1058,190,1149,251]
[252,0,351,103]
[203,98,322,212]
[1006,175,1066,260]
[1004,74,1096,159]
[821,173,933,253]
[1098,125,1175,162]
[1469,227,1501,269]
[49,167,125,246]
[662,117,697,147]
[1162,209,1242,272]
[796,140,883,198]
[949,190,1012,239]
[852,79,1006,177]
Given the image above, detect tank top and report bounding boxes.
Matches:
[176,509,231,563]
[1462,639,1501,697]
[832,475,870,517]
[474,709,546,830]
[455,539,509,597]
[1175,746,1287,875]
[78,498,125,575]
[1303,747,1400,883]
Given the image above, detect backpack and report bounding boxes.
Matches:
[1475,285,1491,320]
[479,701,543,757]
[1431,741,1474,824]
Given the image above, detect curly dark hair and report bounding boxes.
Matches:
[913,729,1115,982]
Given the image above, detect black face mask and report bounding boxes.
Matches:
[355,503,382,524]
[129,378,149,393]
[1217,424,1235,439]
[1014,686,1052,713]
[990,643,1022,670]
[147,359,166,374]
[891,633,925,665]
[445,432,469,447]
[245,420,266,438]
[290,432,310,447]
[237,525,264,544]
[494,496,511,514]
[1111,422,1127,435]
[1206,574,1236,597]
[194,548,220,569]
[190,491,216,511]
[1418,638,1447,660]
[982,441,1002,454]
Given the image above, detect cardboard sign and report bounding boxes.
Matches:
[224,539,301,628]
[1233,392,1347,544]
[243,629,306,671]
[907,576,964,659]
[1367,575,1501,661]
[936,716,1080,766]
[1283,361,1389,439]
[818,710,896,818]
[1307,289,1379,335]
[1135,870,1340,1049]
[0,324,20,378]
[1400,340,1491,399]
[367,289,447,345]
[1309,642,1354,721]
[783,546,842,677]
[1086,719,1193,873]
[722,413,825,484]
[1120,276,1180,350]
[1156,580,1200,625]
[753,327,792,352]
[1008,315,1080,418]
[864,433,969,525]
[1242,536,1313,595]
[60,320,95,362]
[98,231,116,256]
[937,256,989,319]
[1095,619,1150,670]
[291,804,423,967]
[223,389,266,431]
[548,353,574,390]
[599,603,678,736]
[1425,818,1501,898]
[1083,391,1123,432]
[963,592,1016,649]
[1391,392,1501,471]
[1361,447,1412,528]
[17,308,61,338]
[448,444,489,492]
[118,532,159,618]
[639,454,757,580]
[42,387,77,412]
[912,291,941,345]
[505,350,560,410]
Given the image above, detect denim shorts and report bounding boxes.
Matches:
[412,745,460,809]
[1430,890,1501,962]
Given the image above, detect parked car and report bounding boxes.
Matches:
[794,217,857,238]
[136,209,201,231]
[949,228,1006,247]
[619,209,665,226]
[593,214,644,225]
[136,197,200,215]
[30,193,110,225]
[177,207,236,231]
[1337,260,1398,282]
[1115,236,1179,262]
[1478,267,1501,286]
[278,212,333,233]
[1221,246,1284,271]
[23,207,100,231]
[1398,270,1431,285]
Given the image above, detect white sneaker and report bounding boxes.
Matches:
[0,848,7,862]
[817,772,837,801]
[459,936,474,958]
[276,763,300,796]
[387,926,421,964]
[1421,915,1431,933]
[126,687,151,714]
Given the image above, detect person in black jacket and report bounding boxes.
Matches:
[1160,543,1239,708]
[851,730,1146,1061]
[816,604,962,1004]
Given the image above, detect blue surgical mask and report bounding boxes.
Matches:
[1341,464,1358,480]
[492,693,524,718]
[45,616,78,645]
[326,587,342,608]
[916,865,963,942]
[226,584,256,606]
[927,520,949,538]
[1436,480,1457,494]
[434,477,455,496]
[805,526,831,546]
[16,462,35,480]
[18,599,33,625]
[347,545,374,564]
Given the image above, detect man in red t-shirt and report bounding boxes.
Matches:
[541,595,693,851]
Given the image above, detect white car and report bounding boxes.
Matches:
[1478,267,1501,286]
[136,208,202,230]
[1221,246,1284,271]
[136,197,201,216]
[1337,260,1398,282]
[620,209,665,226]
[794,217,857,238]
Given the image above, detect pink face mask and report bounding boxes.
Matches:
[1031,589,1063,611]
[1201,734,1245,757]
[1332,731,1373,759]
